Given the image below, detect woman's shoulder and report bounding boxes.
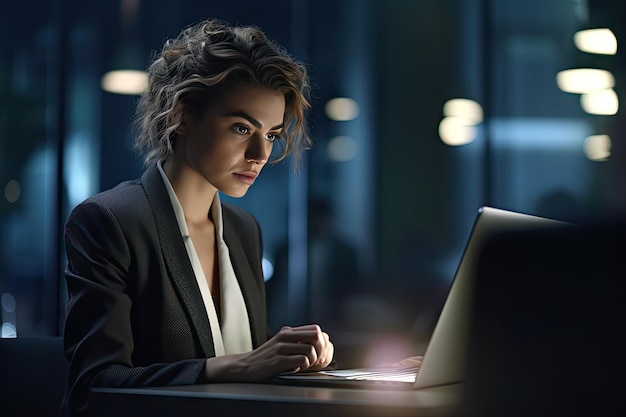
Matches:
[66,178,151,229]
[77,164,160,210]
[77,178,144,210]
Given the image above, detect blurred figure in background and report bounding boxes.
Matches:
[307,198,359,329]
[268,198,358,332]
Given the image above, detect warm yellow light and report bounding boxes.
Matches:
[574,28,618,55]
[443,98,483,124]
[101,69,148,95]
[438,117,476,146]
[324,97,360,121]
[556,68,614,94]
[583,134,611,161]
[580,88,619,115]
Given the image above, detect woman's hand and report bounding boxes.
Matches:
[204,324,334,381]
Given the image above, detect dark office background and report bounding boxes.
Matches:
[1,0,625,366]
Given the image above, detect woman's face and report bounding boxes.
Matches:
[176,85,286,198]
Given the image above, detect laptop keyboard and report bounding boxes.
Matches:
[320,367,419,383]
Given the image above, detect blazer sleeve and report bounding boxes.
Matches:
[61,197,206,417]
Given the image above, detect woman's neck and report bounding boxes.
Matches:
[163,158,217,223]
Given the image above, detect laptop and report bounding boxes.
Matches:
[278,206,569,389]
[464,214,624,416]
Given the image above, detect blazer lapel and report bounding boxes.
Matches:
[141,164,215,357]
[222,212,267,348]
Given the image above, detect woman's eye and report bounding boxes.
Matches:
[234,125,250,135]
[265,133,279,142]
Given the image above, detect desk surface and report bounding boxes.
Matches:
[90,381,462,417]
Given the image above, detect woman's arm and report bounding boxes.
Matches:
[62,199,206,416]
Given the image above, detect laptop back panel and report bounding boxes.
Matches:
[414,206,567,388]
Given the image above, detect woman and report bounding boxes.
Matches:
[61,18,334,417]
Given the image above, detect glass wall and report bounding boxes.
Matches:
[1,3,61,337]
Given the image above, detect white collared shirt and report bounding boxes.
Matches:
[157,161,253,356]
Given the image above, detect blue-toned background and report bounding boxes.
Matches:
[1,0,624,366]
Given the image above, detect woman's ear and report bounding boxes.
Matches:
[175,118,189,136]
[173,103,189,135]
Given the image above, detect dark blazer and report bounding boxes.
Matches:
[60,163,269,416]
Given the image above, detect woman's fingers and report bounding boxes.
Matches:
[314,331,333,368]
[210,324,335,381]
[274,325,333,371]
[277,325,324,350]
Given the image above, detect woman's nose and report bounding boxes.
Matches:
[245,135,272,164]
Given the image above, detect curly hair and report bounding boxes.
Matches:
[132,18,312,169]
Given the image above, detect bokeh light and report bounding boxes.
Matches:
[574,28,617,55]
[583,134,611,161]
[328,135,358,161]
[4,179,21,203]
[325,97,360,121]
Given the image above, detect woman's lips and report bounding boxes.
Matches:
[234,172,258,185]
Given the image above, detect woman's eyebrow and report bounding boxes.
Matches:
[226,111,284,130]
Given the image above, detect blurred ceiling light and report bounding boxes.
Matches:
[328,135,358,161]
[102,0,147,95]
[101,69,148,95]
[325,97,360,121]
[574,28,618,55]
[443,98,483,124]
[556,68,615,94]
[438,117,477,146]
[580,88,619,115]
[583,134,611,161]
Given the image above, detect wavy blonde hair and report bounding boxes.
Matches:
[133,19,312,169]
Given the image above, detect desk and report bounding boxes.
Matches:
[90,382,462,417]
